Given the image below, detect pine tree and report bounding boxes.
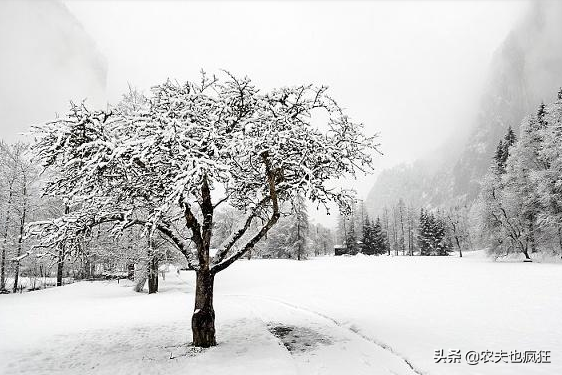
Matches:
[504,125,517,148]
[433,213,451,256]
[397,198,406,255]
[418,209,432,256]
[537,101,547,126]
[372,217,388,255]
[536,91,562,256]
[418,209,451,256]
[494,140,506,172]
[361,216,375,255]
[346,220,359,255]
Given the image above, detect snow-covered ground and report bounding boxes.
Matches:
[2,276,75,292]
[0,252,560,375]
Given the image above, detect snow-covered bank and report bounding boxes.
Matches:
[1,255,560,375]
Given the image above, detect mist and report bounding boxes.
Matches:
[0,0,529,226]
[0,0,106,142]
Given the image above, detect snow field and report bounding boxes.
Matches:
[1,252,560,375]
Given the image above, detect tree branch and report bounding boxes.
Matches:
[211,195,270,266]
[212,152,280,274]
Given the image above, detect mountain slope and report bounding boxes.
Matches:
[367,1,562,215]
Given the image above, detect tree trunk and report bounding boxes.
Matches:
[147,256,158,294]
[56,249,64,287]
[56,205,70,287]
[455,237,462,257]
[528,220,537,253]
[133,271,146,292]
[0,184,14,292]
[297,221,301,261]
[12,261,20,293]
[12,188,27,293]
[558,226,562,258]
[0,245,6,292]
[521,242,531,260]
[192,269,216,347]
[84,258,92,279]
[127,263,135,280]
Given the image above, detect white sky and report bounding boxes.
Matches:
[1,0,528,226]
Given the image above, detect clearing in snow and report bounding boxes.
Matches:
[0,252,560,375]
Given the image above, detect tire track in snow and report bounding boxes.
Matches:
[222,293,428,375]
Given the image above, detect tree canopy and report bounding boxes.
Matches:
[28,71,379,274]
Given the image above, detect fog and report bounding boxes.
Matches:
[0,0,107,141]
[0,0,529,225]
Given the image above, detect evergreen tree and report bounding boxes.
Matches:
[493,127,517,173]
[433,213,451,256]
[361,216,375,255]
[418,209,451,256]
[372,217,388,255]
[494,140,506,172]
[504,125,517,149]
[418,209,432,256]
[536,91,562,255]
[346,220,359,255]
[537,101,547,126]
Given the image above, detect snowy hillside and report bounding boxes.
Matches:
[366,1,562,214]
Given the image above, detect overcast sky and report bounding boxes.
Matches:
[1,0,528,225]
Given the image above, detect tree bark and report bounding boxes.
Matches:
[528,219,537,253]
[188,157,280,348]
[12,225,24,293]
[558,226,562,258]
[297,221,301,261]
[12,175,27,294]
[56,249,64,287]
[0,182,14,292]
[147,256,158,294]
[133,271,146,293]
[192,269,216,347]
[455,237,462,257]
[127,263,135,280]
[0,245,6,293]
[521,242,531,260]
[56,205,70,287]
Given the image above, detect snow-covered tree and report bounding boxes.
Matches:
[418,209,450,256]
[381,206,391,255]
[345,219,360,255]
[292,194,309,260]
[503,107,548,254]
[261,197,310,260]
[362,216,387,255]
[309,223,334,256]
[361,216,376,255]
[0,142,41,293]
[478,124,533,259]
[28,72,379,347]
[444,203,471,257]
[535,92,562,254]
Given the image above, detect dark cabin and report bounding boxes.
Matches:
[334,245,348,256]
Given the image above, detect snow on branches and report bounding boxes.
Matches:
[29,71,379,272]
